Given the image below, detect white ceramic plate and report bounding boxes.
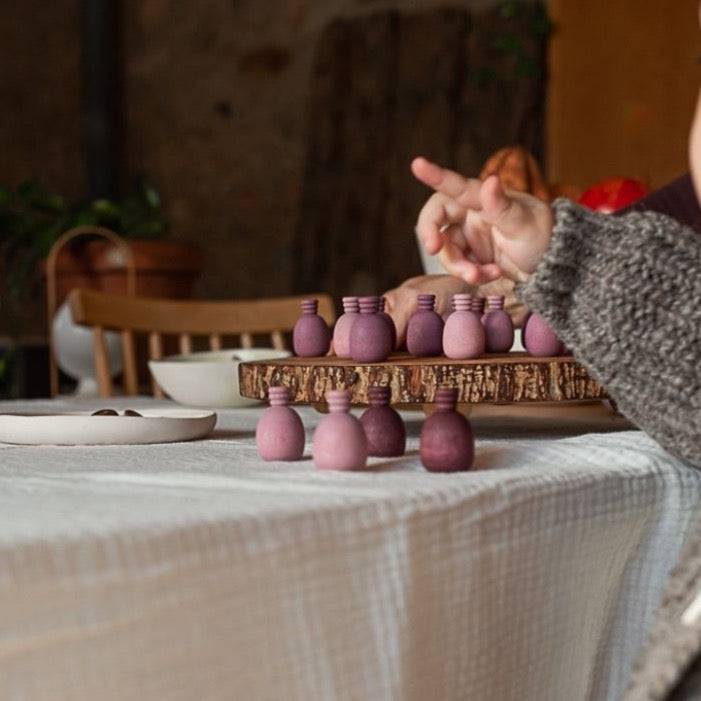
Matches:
[0,409,217,446]
[149,348,291,408]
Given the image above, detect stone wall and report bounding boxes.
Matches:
[0,0,83,198]
[124,0,519,301]
[1,0,542,340]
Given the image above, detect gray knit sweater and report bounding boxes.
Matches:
[518,199,701,700]
[519,199,701,467]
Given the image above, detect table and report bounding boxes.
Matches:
[0,397,699,701]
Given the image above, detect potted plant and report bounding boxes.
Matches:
[0,177,202,395]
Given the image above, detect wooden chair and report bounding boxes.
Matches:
[68,288,335,398]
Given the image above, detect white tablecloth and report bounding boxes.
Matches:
[0,397,699,701]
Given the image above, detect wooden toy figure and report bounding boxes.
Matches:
[420,387,474,472]
[313,390,368,470]
[360,386,405,457]
[443,293,485,360]
[407,293,444,357]
[293,298,331,357]
[256,386,305,461]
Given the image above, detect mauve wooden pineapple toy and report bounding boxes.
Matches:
[255,386,305,461]
[420,387,474,472]
[443,293,486,360]
[360,386,406,457]
[293,298,331,357]
[378,296,397,351]
[313,390,368,470]
[523,312,564,357]
[407,293,444,357]
[349,296,393,362]
[332,296,359,358]
[482,295,514,353]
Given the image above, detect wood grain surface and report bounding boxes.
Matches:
[239,353,607,405]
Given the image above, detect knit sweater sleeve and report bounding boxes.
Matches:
[518,198,701,466]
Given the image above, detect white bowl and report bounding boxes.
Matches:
[149,348,291,408]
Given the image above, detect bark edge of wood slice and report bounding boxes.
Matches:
[238,353,607,405]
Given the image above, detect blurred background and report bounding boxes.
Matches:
[1,0,699,397]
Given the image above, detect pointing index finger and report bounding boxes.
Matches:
[411,157,483,209]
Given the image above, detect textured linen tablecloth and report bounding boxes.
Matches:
[0,397,699,701]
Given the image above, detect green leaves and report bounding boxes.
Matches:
[490,1,551,85]
[0,176,167,338]
[117,176,166,239]
[493,32,522,54]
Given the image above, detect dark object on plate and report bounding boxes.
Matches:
[124,409,142,417]
[92,408,119,416]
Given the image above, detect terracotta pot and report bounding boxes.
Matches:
[44,240,202,304]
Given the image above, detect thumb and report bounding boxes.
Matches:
[479,175,529,239]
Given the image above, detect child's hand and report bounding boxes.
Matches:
[411,157,554,285]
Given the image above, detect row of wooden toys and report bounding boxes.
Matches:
[293,294,565,360]
[256,385,474,472]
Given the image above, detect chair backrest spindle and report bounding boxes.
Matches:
[240,332,253,349]
[69,290,335,398]
[93,327,114,398]
[120,330,139,396]
[148,332,165,398]
[271,330,285,351]
[179,333,193,355]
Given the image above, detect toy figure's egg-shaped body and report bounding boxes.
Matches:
[407,294,444,357]
[443,293,485,359]
[313,390,367,470]
[293,299,331,357]
[420,387,474,472]
[256,386,305,461]
[377,296,397,352]
[523,312,564,357]
[349,297,393,362]
[360,386,405,457]
[482,295,514,353]
[332,297,359,358]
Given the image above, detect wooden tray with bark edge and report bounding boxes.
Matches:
[238,352,607,406]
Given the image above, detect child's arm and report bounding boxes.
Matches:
[518,199,701,465]
[412,157,701,466]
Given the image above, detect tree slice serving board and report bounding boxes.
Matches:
[238,353,607,405]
